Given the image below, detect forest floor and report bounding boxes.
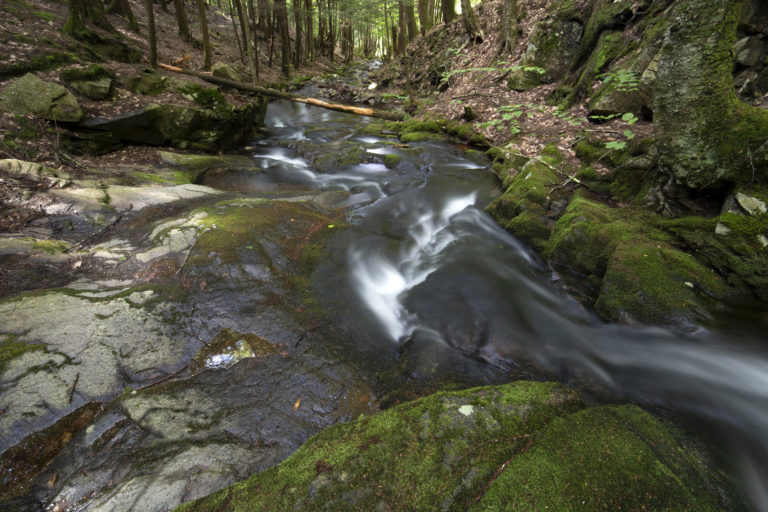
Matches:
[0,0,347,231]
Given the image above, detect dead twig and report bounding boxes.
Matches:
[135,364,189,392]
[68,372,80,403]
[66,214,124,253]
[176,234,201,275]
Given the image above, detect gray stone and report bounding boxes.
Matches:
[734,36,765,67]
[70,77,114,100]
[508,18,583,90]
[715,222,731,236]
[0,159,72,187]
[0,73,83,122]
[211,61,243,83]
[735,192,768,216]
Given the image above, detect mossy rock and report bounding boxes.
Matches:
[0,73,83,122]
[548,194,731,323]
[400,131,449,143]
[59,64,115,83]
[485,158,561,253]
[657,196,768,301]
[507,17,584,91]
[83,100,267,152]
[383,153,402,169]
[211,62,243,83]
[119,69,167,95]
[177,381,729,511]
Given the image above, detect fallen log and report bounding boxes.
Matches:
[157,63,405,121]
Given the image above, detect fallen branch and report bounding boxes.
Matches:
[157,63,405,121]
[66,214,123,253]
[68,372,80,403]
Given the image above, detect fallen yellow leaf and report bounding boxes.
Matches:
[293,398,301,411]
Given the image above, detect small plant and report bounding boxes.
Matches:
[604,113,639,150]
[598,70,640,92]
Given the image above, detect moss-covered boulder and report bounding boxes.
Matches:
[82,99,267,152]
[0,73,83,122]
[485,155,561,254]
[508,17,583,91]
[548,193,731,323]
[59,64,115,100]
[211,62,243,83]
[658,187,768,300]
[0,159,72,188]
[177,381,728,511]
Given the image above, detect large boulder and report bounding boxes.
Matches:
[82,99,268,152]
[211,62,243,83]
[507,17,583,91]
[176,381,730,511]
[60,64,115,100]
[0,73,83,122]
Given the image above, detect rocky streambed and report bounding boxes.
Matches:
[0,96,765,511]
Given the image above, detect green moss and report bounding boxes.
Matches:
[178,84,228,111]
[32,240,69,254]
[399,131,448,143]
[548,194,731,323]
[473,405,723,511]
[32,11,56,22]
[400,119,444,134]
[383,153,402,169]
[0,334,45,374]
[59,64,115,83]
[177,381,728,512]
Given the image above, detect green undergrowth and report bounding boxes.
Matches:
[176,381,727,512]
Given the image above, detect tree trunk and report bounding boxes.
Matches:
[293,0,303,67]
[405,0,418,43]
[654,0,768,194]
[304,0,313,62]
[63,0,88,38]
[235,0,257,83]
[83,0,113,30]
[440,0,454,24]
[499,0,516,53]
[417,0,431,35]
[143,0,157,67]
[172,0,191,41]
[195,0,212,70]
[460,0,482,42]
[275,0,291,76]
[248,0,260,82]
[397,0,407,54]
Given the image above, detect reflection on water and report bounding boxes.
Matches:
[192,328,280,371]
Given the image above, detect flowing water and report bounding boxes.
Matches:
[3,94,768,511]
[258,99,768,509]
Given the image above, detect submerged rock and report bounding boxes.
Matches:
[0,73,83,122]
[177,381,729,511]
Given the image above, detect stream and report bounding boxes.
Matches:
[2,93,768,511]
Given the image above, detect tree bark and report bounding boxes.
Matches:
[440,0,455,24]
[304,0,313,62]
[195,0,212,70]
[248,0,260,82]
[460,0,482,42]
[63,0,87,38]
[143,0,157,67]
[293,0,304,67]
[172,0,191,41]
[83,0,113,30]
[654,0,768,193]
[235,0,257,83]
[404,0,418,43]
[275,0,291,76]
[499,0,516,53]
